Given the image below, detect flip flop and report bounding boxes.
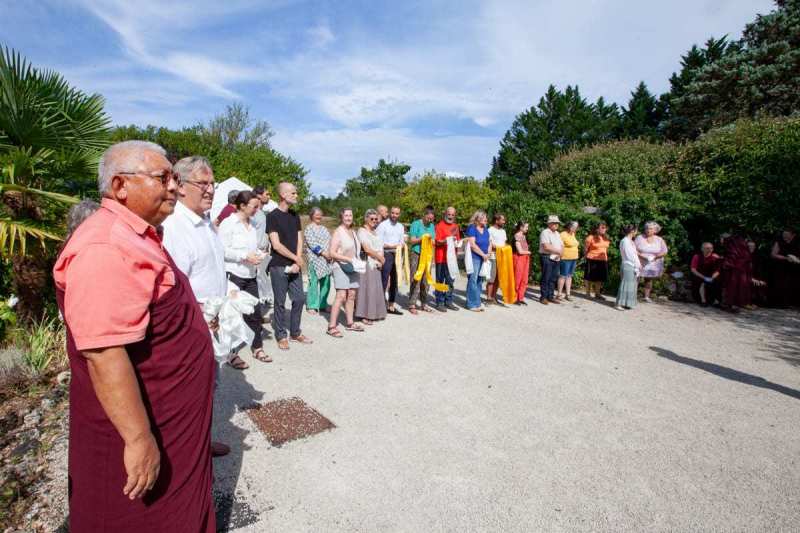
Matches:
[326,327,343,338]
[252,349,273,363]
[227,355,249,370]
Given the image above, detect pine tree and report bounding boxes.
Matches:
[622,82,661,140]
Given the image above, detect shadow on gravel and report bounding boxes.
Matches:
[665,305,800,367]
[213,365,265,532]
[651,346,800,401]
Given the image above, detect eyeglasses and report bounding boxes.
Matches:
[182,180,215,192]
[116,170,177,186]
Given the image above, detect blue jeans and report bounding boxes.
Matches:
[540,255,559,300]
[435,263,454,305]
[466,255,484,308]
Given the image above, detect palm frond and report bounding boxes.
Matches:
[0,182,80,205]
[0,215,63,256]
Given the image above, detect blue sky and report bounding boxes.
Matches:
[1,0,775,196]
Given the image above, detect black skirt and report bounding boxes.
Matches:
[585,259,609,282]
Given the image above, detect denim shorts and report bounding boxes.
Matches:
[559,259,577,277]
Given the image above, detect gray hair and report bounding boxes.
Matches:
[364,208,378,222]
[66,199,101,237]
[566,221,579,231]
[469,210,487,225]
[173,156,212,183]
[644,221,661,233]
[309,206,323,218]
[98,140,167,194]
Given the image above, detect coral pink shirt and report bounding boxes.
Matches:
[53,198,176,351]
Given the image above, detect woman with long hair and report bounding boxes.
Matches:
[327,208,361,337]
[512,221,531,304]
[616,224,641,311]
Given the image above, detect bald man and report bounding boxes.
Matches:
[266,182,313,349]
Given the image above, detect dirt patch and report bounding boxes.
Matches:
[246,397,335,447]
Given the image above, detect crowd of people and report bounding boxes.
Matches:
[53,140,799,531]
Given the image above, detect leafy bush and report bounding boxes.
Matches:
[672,116,800,240]
[399,172,498,224]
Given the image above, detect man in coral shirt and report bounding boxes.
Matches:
[53,141,215,532]
[434,206,461,312]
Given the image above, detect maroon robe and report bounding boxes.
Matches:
[57,257,216,532]
[721,235,752,307]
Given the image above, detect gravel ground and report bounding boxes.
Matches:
[211,280,800,533]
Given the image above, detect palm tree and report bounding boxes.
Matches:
[0,46,111,323]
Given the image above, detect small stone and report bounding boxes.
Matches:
[56,370,71,386]
[23,410,42,428]
[41,398,54,411]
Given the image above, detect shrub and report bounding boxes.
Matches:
[21,314,66,374]
[399,172,498,224]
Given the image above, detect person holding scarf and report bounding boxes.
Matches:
[407,206,436,314]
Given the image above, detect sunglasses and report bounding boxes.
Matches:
[116,170,176,186]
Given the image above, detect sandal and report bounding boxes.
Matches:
[326,327,343,338]
[227,355,250,370]
[346,323,364,332]
[252,349,273,363]
[361,319,374,326]
[421,306,434,313]
[409,307,419,315]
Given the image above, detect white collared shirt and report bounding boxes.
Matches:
[218,213,260,279]
[377,219,405,248]
[162,200,227,301]
[539,228,563,259]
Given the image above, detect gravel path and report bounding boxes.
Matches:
[212,281,800,532]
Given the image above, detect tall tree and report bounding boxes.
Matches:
[488,85,620,190]
[622,82,661,140]
[658,36,743,140]
[344,158,410,198]
[205,102,273,149]
[672,0,800,133]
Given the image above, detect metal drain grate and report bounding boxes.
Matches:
[246,397,335,446]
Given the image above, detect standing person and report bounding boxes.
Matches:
[748,240,769,307]
[690,242,722,306]
[219,191,271,363]
[486,213,508,304]
[261,187,278,213]
[635,221,668,302]
[616,224,641,310]
[251,186,271,306]
[434,206,461,312]
[357,209,389,325]
[584,222,611,300]
[770,228,800,308]
[720,232,752,313]
[53,141,216,532]
[266,182,312,349]
[465,210,491,311]
[162,156,235,458]
[377,206,405,315]
[327,208,361,337]
[512,221,531,304]
[407,205,436,314]
[539,215,563,305]
[304,207,332,314]
[214,189,238,226]
[377,204,389,223]
[556,221,580,301]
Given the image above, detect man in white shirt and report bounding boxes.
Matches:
[261,187,278,213]
[487,213,508,304]
[161,155,235,457]
[377,206,405,314]
[538,215,563,305]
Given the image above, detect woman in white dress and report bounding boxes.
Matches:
[635,221,668,302]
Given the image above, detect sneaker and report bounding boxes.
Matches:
[436,305,448,312]
[643,296,653,303]
[445,303,459,311]
[615,305,625,311]
[540,298,549,305]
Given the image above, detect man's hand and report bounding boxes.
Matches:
[208,316,219,333]
[288,263,301,274]
[123,432,160,499]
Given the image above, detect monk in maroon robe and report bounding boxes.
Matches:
[721,234,752,311]
[53,141,215,532]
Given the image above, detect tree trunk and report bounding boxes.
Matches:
[11,252,49,325]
